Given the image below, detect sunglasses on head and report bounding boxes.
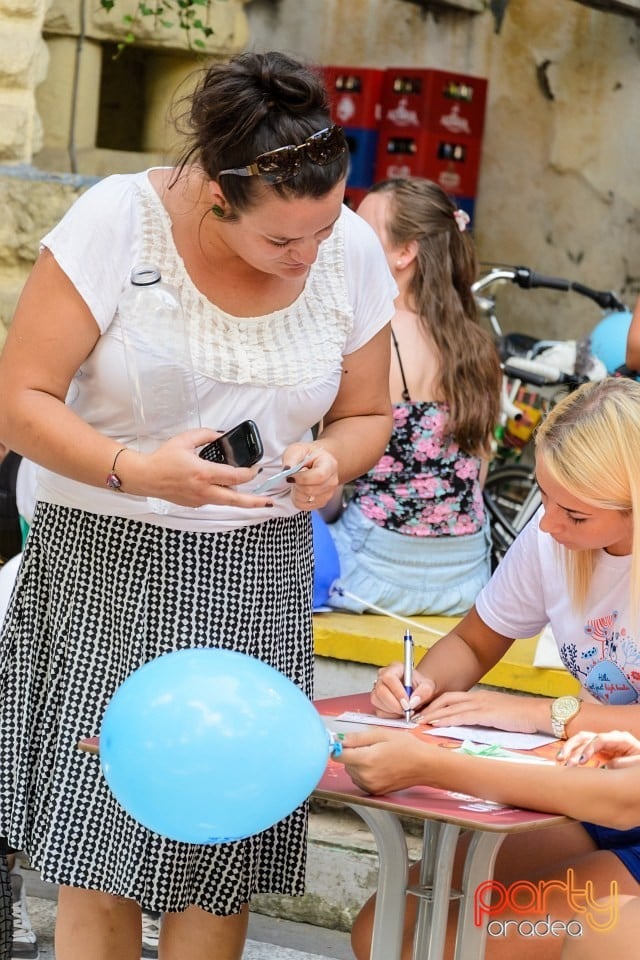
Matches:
[219,125,347,185]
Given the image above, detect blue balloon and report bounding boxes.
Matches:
[100,649,331,843]
[311,511,341,608]
[590,310,632,373]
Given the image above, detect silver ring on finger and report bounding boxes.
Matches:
[306,496,315,503]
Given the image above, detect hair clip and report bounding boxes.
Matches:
[453,209,471,233]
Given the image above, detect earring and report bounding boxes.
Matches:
[211,204,225,218]
[396,259,404,268]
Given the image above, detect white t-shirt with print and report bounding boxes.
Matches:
[476,508,640,705]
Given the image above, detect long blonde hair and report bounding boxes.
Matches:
[535,377,640,614]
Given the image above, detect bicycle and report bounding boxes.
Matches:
[474,265,628,568]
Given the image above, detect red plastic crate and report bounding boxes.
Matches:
[321,66,384,130]
[381,67,487,140]
[375,129,482,197]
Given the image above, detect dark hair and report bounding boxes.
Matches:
[369,178,501,457]
[172,51,349,212]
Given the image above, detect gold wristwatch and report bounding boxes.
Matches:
[550,695,582,740]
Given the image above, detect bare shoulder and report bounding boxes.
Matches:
[390,309,442,402]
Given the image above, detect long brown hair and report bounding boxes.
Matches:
[369,178,501,457]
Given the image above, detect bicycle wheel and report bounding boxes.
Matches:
[483,463,538,569]
[0,853,12,960]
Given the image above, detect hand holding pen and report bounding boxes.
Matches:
[370,648,437,720]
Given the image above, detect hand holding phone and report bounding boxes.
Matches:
[198,420,264,468]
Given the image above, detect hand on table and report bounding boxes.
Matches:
[415,689,542,734]
[557,729,640,768]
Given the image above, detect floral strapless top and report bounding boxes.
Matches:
[351,401,485,537]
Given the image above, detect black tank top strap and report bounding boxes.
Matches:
[390,327,411,402]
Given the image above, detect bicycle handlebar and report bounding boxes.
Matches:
[570,282,627,312]
[512,267,570,292]
[473,265,626,310]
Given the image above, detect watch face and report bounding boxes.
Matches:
[554,696,580,720]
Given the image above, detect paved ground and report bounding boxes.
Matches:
[24,893,354,960]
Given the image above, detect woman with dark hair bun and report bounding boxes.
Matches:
[0,51,395,959]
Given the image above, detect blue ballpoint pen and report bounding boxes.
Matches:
[403,629,414,723]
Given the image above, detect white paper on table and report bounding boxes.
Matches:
[335,711,418,729]
[423,725,556,750]
[455,741,554,765]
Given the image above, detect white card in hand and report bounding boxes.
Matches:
[254,455,312,495]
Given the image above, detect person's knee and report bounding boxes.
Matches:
[58,884,140,921]
[561,895,640,959]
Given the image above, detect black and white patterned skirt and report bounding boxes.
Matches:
[0,503,314,914]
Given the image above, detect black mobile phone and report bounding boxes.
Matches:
[198,420,264,468]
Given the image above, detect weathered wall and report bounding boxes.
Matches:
[476,2,640,339]
[0,0,639,345]
[0,0,250,332]
[245,0,640,340]
[0,0,48,164]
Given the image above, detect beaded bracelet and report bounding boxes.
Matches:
[106,447,128,491]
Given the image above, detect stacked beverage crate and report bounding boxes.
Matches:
[375,67,488,224]
[321,66,384,210]
[320,64,488,224]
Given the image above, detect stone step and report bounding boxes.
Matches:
[252,799,422,931]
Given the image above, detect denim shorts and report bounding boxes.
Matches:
[582,822,640,882]
[327,503,492,617]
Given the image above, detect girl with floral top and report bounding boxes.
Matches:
[326,178,501,616]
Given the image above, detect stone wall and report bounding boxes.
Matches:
[0,0,48,164]
[0,165,97,326]
[0,0,639,345]
[0,0,250,335]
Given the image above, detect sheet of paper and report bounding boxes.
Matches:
[335,711,418,729]
[423,725,556,750]
[455,740,554,764]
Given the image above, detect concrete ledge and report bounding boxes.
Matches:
[247,801,422,932]
[313,612,580,698]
